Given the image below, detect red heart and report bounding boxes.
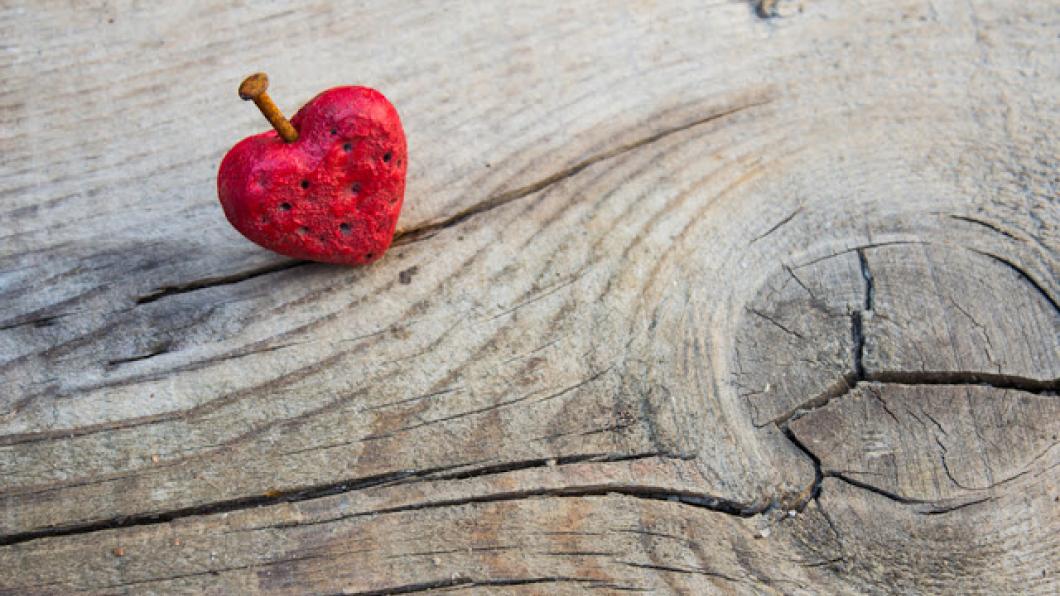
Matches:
[218,86,407,265]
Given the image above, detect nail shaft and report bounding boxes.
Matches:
[238,73,298,143]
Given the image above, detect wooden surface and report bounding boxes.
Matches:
[1,1,1057,593]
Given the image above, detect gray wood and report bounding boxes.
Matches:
[862,244,1059,384]
[790,383,1059,502]
[1,0,1057,593]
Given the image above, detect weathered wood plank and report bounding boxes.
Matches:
[1,0,1057,592]
[0,491,820,594]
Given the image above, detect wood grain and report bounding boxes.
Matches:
[1,0,1057,593]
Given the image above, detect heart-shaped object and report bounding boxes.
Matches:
[218,74,407,265]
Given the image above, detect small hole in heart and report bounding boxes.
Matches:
[343,142,352,152]
[339,223,351,234]
[351,182,361,195]
[365,253,374,260]
[300,180,309,189]
[388,195,398,204]
[383,151,392,163]
[297,226,308,235]
[280,202,292,211]
[330,127,338,135]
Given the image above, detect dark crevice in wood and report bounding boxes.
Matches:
[786,431,1001,516]
[857,248,875,311]
[540,550,616,557]
[750,206,802,244]
[134,260,308,305]
[748,306,805,339]
[339,578,473,595]
[917,496,994,515]
[619,561,743,583]
[868,388,901,426]
[0,312,69,331]
[425,451,683,483]
[311,484,764,531]
[782,426,919,508]
[865,371,1058,394]
[816,499,843,544]
[470,577,641,590]
[0,465,452,547]
[771,372,1056,430]
[970,248,1059,313]
[0,452,712,547]
[774,430,845,554]
[104,341,172,367]
[791,240,928,270]
[828,473,921,505]
[781,425,824,512]
[339,576,633,596]
[258,479,766,535]
[762,373,856,428]
[851,312,866,381]
[852,248,873,380]
[776,373,1053,524]
[934,435,975,492]
[392,98,772,246]
[947,214,1017,240]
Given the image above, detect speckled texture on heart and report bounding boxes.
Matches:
[218,86,406,265]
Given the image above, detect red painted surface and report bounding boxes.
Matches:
[218,86,407,265]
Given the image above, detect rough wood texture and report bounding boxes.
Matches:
[1,1,1057,593]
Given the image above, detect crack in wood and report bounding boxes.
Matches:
[947,214,1018,240]
[770,370,1057,430]
[104,341,172,367]
[748,306,806,339]
[392,97,773,247]
[0,312,70,331]
[827,472,921,505]
[970,249,1059,313]
[774,371,1056,531]
[851,248,874,379]
[851,312,866,380]
[750,206,802,244]
[338,576,633,596]
[338,578,474,596]
[0,452,738,548]
[857,248,875,311]
[0,465,447,547]
[780,382,1054,521]
[619,561,743,584]
[916,496,995,516]
[791,240,928,270]
[425,451,674,483]
[866,371,1058,393]
[134,260,308,305]
[263,479,765,535]
[780,425,824,512]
